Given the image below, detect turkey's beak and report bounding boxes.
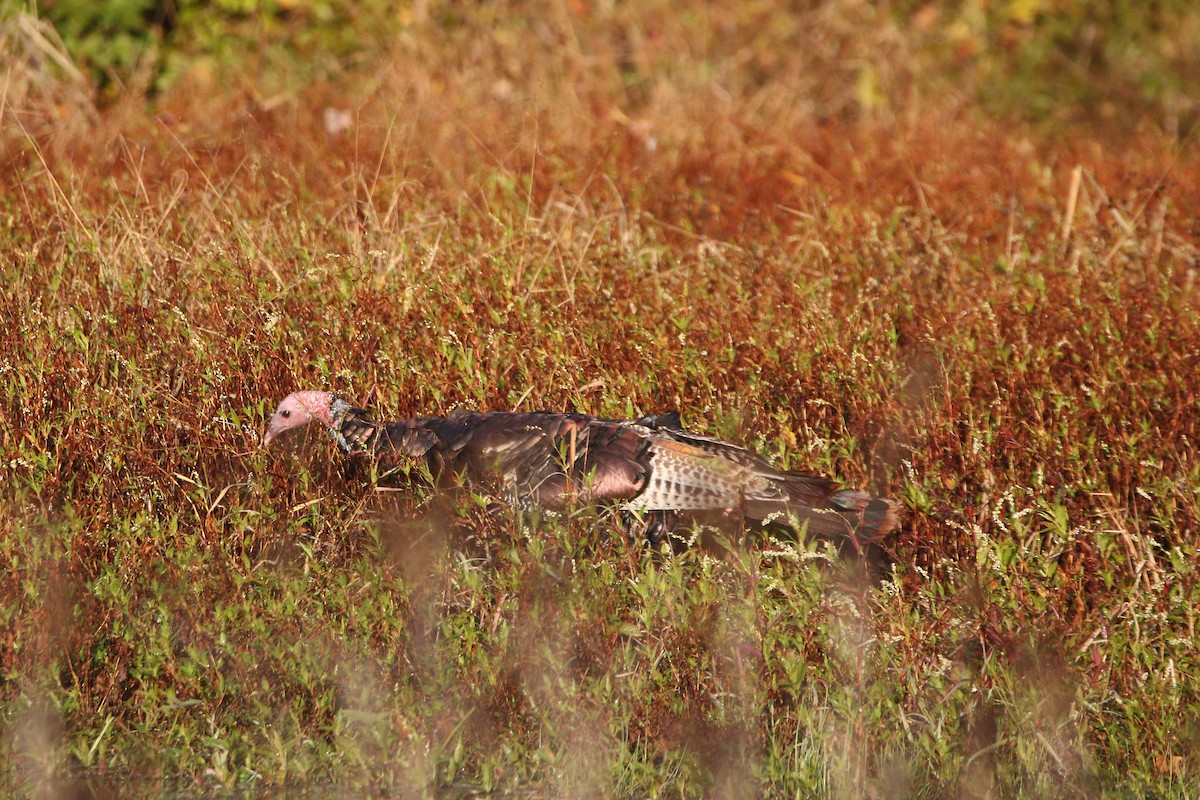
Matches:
[262,426,279,448]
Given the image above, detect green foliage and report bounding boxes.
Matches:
[893,0,1200,132]
[31,0,404,94]
[33,0,162,77]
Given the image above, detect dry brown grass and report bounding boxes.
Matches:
[2,4,1199,796]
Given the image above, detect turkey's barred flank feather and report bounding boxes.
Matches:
[264,391,900,540]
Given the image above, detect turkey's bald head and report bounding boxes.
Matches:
[264,390,336,446]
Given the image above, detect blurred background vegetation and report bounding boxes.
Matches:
[24,0,1200,139]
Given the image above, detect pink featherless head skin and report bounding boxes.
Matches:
[263,390,335,447]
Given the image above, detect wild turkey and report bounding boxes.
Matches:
[263,390,898,542]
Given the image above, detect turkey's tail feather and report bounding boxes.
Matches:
[742,483,898,541]
[630,430,899,541]
[826,487,900,539]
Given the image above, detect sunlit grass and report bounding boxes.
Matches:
[2,5,1199,798]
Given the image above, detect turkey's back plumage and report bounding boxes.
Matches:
[332,404,897,540]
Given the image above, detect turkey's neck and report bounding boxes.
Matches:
[326,397,358,453]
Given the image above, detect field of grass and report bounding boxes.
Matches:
[3,3,1200,797]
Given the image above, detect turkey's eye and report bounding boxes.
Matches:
[281,410,291,418]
